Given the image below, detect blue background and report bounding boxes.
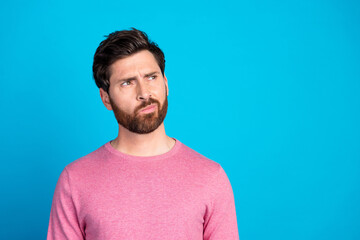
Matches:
[0,0,359,239]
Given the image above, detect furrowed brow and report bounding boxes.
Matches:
[116,76,137,83]
[115,71,160,83]
[144,71,160,77]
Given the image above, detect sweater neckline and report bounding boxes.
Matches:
[103,138,182,162]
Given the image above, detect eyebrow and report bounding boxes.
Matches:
[144,71,160,77]
[116,71,161,83]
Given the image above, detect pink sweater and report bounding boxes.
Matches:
[47,139,239,240]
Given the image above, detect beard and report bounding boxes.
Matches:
[109,94,168,134]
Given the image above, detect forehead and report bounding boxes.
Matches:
[109,50,160,80]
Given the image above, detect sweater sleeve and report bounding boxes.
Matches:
[203,165,239,240]
[47,167,85,240]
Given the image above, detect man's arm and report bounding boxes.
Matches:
[203,166,239,240]
[47,168,85,240]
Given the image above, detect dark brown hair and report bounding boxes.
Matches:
[92,28,165,93]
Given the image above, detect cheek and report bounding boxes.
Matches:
[153,84,167,97]
[110,97,134,113]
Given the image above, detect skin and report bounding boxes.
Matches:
[99,50,175,156]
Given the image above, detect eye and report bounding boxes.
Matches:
[148,75,157,80]
[121,80,132,86]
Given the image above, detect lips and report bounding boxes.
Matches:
[139,104,157,113]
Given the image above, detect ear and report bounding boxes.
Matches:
[99,88,113,111]
[164,75,169,96]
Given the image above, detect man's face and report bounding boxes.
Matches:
[101,50,169,134]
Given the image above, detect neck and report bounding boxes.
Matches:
[110,123,175,157]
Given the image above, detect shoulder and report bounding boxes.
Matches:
[64,143,109,175]
[176,140,223,179]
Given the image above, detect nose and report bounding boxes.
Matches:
[136,82,151,101]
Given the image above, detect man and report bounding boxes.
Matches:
[47,28,239,240]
